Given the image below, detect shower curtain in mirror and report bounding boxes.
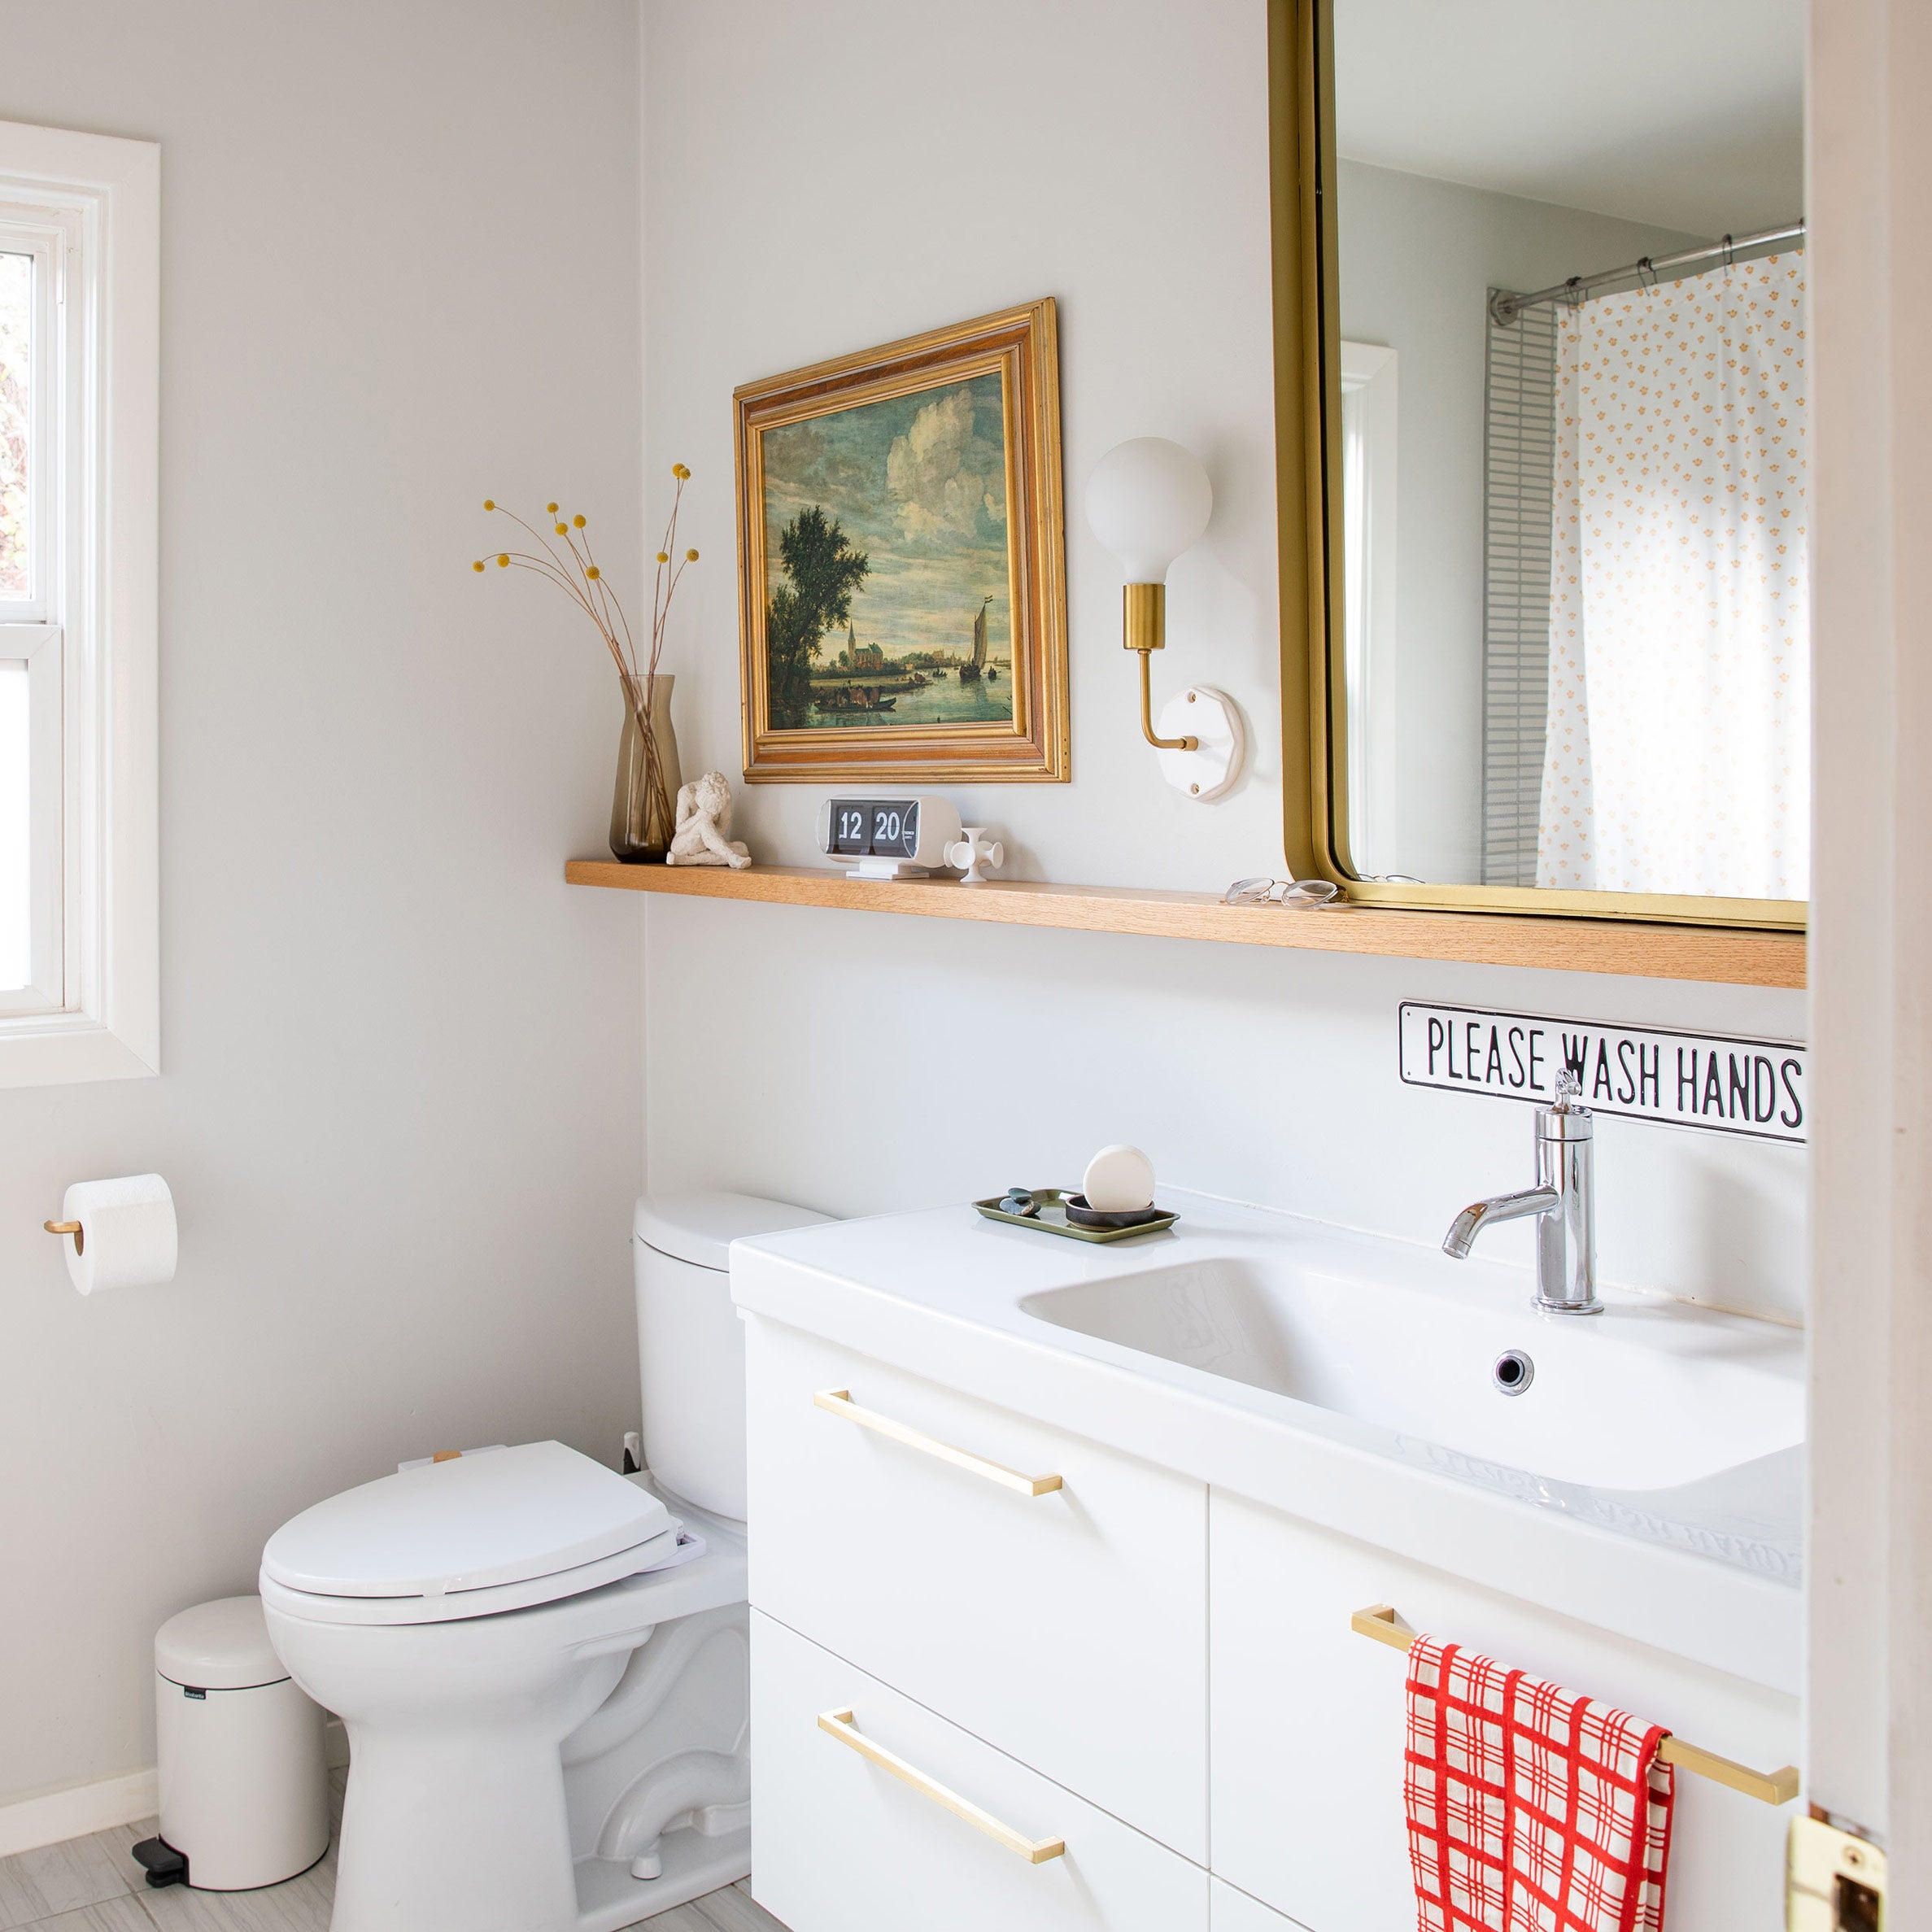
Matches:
[1537,254,1809,899]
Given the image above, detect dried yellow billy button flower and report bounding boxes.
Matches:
[468,478,698,828]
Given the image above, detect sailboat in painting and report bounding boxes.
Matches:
[958,595,992,683]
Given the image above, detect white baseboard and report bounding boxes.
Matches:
[0,1721,347,1858]
[0,1768,158,1859]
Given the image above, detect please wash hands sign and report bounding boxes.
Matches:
[1398,1002,1807,1145]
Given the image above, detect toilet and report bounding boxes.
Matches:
[259,1190,827,1932]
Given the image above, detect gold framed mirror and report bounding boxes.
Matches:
[1271,0,1808,933]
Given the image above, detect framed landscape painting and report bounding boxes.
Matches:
[734,299,1068,783]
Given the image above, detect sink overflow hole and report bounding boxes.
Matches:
[1493,1350,1535,1396]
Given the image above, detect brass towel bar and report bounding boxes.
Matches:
[1350,1604,1800,1807]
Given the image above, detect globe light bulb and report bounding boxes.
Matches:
[1084,438,1214,582]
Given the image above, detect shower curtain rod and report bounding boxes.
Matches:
[1489,220,1805,326]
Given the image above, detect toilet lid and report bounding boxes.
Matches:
[261,1441,674,1601]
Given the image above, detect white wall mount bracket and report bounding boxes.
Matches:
[1153,685,1245,801]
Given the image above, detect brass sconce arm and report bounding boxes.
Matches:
[1123,585,1198,751]
[1138,651,1198,751]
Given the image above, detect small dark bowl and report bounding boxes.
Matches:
[1062,1193,1167,1229]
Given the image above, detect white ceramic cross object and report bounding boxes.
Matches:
[946,827,1005,885]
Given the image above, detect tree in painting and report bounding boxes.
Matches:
[765,506,870,729]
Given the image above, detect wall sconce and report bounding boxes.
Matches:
[1084,438,1245,800]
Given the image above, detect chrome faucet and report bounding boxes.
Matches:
[1442,1069,1602,1315]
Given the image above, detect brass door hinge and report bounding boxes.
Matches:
[1790,1815,1886,1930]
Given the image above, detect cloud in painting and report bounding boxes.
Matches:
[761,418,874,499]
[885,386,1006,550]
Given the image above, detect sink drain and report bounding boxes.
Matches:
[1493,1350,1535,1397]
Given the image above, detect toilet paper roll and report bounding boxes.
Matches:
[61,1174,177,1296]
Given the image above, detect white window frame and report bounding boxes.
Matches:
[0,120,159,1086]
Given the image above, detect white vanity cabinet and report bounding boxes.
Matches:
[1209,1491,1801,1931]
[744,1316,1209,1860]
[734,1193,1808,1929]
[744,1311,1799,1931]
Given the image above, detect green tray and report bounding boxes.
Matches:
[973,1187,1179,1243]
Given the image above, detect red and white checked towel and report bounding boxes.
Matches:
[1404,1634,1674,1932]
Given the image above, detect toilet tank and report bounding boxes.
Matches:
[633,1191,831,1522]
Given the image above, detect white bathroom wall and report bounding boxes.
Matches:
[1335,162,1703,882]
[0,0,644,1812]
[632,0,1805,1316]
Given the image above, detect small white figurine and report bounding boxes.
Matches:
[945,826,1005,885]
[665,770,752,869]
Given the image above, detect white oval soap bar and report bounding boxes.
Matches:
[1082,1144,1155,1213]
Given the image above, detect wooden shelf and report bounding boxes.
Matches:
[565,861,1804,988]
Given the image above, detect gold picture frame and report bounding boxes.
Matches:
[735,299,1069,783]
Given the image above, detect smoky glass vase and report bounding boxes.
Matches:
[609,673,682,863]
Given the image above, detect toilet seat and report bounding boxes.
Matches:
[259,1526,697,1626]
[260,1441,696,1627]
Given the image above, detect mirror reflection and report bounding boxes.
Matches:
[1331,0,1807,904]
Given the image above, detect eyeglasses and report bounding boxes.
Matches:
[1222,876,1341,909]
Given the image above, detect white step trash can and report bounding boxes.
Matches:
[132,1595,330,1891]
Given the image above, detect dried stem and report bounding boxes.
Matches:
[472,474,700,850]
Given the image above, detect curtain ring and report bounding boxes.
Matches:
[1721,233,1735,271]
[1636,256,1655,291]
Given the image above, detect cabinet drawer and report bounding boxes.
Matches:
[1209,1491,1799,1931]
[749,1609,1208,1932]
[744,1316,1208,1860]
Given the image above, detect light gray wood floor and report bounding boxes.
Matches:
[0,1771,786,1932]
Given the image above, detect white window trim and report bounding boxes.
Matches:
[0,119,159,1086]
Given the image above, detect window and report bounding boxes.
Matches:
[1,203,78,1017]
[0,120,159,1085]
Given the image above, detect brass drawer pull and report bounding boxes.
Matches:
[1350,1603,1800,1806]
[813,1389,1063,1498]
[818,1707,1066,1863]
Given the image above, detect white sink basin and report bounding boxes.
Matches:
[730,1188,1807,1690]
[1020,1252,1802,1493]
